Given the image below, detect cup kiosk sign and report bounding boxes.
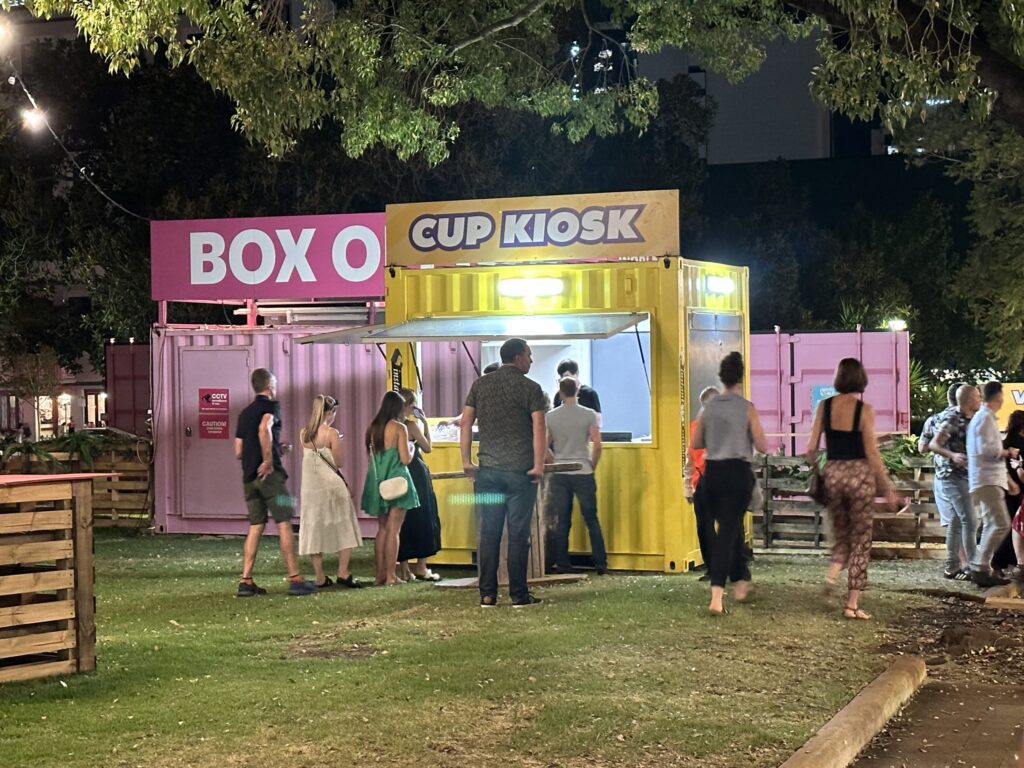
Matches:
[386,190,679,267]
[150,213,386,300]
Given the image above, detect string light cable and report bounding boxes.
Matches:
[3,49,151,222]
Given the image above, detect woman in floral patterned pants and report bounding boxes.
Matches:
[807,359,898,620]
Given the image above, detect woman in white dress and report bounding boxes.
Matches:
[299,395,364,589]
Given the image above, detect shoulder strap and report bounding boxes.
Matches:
[824,397,832,431]
[853,400,864,431]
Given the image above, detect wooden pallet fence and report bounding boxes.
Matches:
[0,479,96,684]
[1,446,153,527]
[91,451,153,527]
[754,455,945,557]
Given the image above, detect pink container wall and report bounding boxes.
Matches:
[749,330,910,455]
[153,326,390,536]
[106,343,151,436]
[419,341,481,419]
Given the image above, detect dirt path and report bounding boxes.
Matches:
[853,593,1024,768]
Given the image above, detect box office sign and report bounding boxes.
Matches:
[386,190,679,267]
[151,213,386,301]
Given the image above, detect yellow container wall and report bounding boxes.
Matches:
[388,259,749,573]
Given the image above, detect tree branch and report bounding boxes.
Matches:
[450,0,552,55]
[787,0,1024,136]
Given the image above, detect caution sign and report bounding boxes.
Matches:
[198,388,230,439]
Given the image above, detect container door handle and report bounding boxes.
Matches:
[185,426,192,437]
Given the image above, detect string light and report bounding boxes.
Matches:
[21,107,45,131]
[1,23,150,221]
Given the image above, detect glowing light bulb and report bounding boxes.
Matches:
[21,108,46,132]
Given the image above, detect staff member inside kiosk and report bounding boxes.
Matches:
[552,359,602,426]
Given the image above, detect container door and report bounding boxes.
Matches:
[686,312,744,423]
[179,348,252,519]
[749,333,788,454]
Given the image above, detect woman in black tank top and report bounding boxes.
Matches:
[806,358,898,621]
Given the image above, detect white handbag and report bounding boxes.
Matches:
[371,447,409,501]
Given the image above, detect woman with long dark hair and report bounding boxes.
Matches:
[1000,410,1024,578]
[396,388,442,582]
[298,395,364,589]
[361,391,419,586]
[692,351,768,615]
[806,358,898,620]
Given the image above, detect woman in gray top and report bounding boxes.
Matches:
[692,352,768,614]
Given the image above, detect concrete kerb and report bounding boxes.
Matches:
[779,655,927,768]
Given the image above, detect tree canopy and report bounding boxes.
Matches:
[10,1,1024,160]
[7,1,1024,366]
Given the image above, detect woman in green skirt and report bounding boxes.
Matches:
[362,391,420,585]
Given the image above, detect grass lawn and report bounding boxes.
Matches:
[0,531,944,768]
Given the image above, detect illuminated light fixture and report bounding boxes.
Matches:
[705,275,735,295]
[21,108,46,132]
[497,277,564,298]
[99,392,108,400]
[887,318,908,332]
[0,19,11,51]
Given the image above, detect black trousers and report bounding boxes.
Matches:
[702,459,754,588]
[693,481,716,569]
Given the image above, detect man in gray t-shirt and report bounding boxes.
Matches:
[544,377,606,573]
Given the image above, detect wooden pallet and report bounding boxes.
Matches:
[2,448,153,527]
[754,455,946,556]
[0,479,96,684]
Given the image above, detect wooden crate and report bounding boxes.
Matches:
[0,478,96,684]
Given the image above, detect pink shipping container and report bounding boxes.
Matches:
[152,326,390,536]
[749,329,910,455]
[152,326,479,536]
[105,342,151,436]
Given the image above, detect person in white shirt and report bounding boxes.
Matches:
[544,377,605,574]
[967,381,1020,587]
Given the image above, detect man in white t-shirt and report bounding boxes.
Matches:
[544,377,606,574]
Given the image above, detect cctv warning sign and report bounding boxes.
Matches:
[198,388,230,439]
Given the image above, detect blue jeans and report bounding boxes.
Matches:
[933,476,952,526]
[475,467,538,602]
[939,475,977,573]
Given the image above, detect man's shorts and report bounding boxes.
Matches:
[243,469,294,525]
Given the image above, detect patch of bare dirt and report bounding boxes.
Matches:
[287,634,379,660]
[879,592,1024,685]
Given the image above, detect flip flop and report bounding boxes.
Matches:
[843,607,871,620]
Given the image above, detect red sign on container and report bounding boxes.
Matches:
[199,388,230,414]
[199,416,230,440]
[198,388,230,439]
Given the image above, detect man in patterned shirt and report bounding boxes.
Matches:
[929,384,981,580]
[919,383,963,574]
[461,338,548,608]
